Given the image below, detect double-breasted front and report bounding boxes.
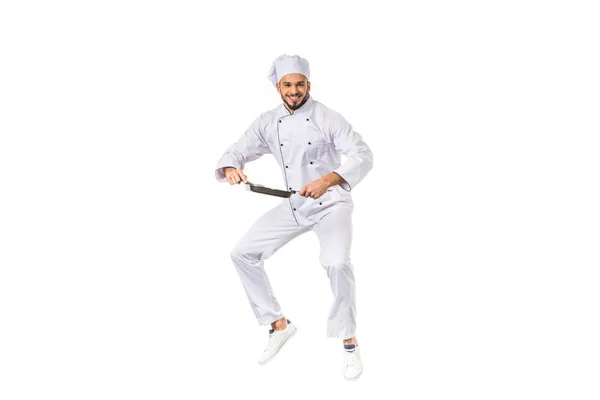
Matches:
[215,96,373,225]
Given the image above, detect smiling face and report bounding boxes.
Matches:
[277,73,311,113]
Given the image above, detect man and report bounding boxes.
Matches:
[214,54,373,380]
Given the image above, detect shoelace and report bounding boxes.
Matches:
[344,351,357,366]
[265,331,277,350]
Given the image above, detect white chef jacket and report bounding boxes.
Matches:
[215,96,373,226]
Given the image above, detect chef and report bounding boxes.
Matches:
[214,54,373,380]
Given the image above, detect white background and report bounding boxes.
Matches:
[1,1,599,399]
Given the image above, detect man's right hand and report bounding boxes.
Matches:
[224,167,248,185]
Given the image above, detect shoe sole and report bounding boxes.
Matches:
[344,368,363,381]
[258,325,298,365]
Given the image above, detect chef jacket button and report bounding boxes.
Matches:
[278,120,282,123]
[280,143,284,146]
[293,208,296,211]
[310,161,313,165]
[308,142,311,145]
[285,165,289,168]
[306,118,309,121]
[289,187,292,190]
[319,202,322,205]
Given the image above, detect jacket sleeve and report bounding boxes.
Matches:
[215,115,270,181]
[328,111,373,191]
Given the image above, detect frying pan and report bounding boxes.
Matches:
[244,182,333,198]
[245,182,296,198]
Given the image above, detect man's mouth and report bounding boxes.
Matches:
[288,94,301,102]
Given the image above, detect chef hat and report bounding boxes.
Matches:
[267,54,310,86]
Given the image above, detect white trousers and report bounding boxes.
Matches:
[230,203,356,339]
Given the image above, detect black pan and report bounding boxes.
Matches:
[245,182,296,198]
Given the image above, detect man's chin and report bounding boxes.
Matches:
[285,97,305,110]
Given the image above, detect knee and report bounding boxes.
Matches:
[323,263,354,283]
[230,246,259,264]
[322,262,353,273]
[320,252,351,269]
[230,247,245,262]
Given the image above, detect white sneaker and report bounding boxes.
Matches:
[343,345,363,380]
[258,320,298,365]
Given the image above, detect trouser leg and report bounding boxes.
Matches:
[312,208,356,339]
[230,203,309,325]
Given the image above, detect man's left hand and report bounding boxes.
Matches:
[299,178,330,199]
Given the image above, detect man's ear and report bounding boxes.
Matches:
[276,82,281,94]
[307,81,311,93]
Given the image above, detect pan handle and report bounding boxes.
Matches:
[290,188,333,194]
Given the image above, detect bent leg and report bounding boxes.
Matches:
[231,203,309,325]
